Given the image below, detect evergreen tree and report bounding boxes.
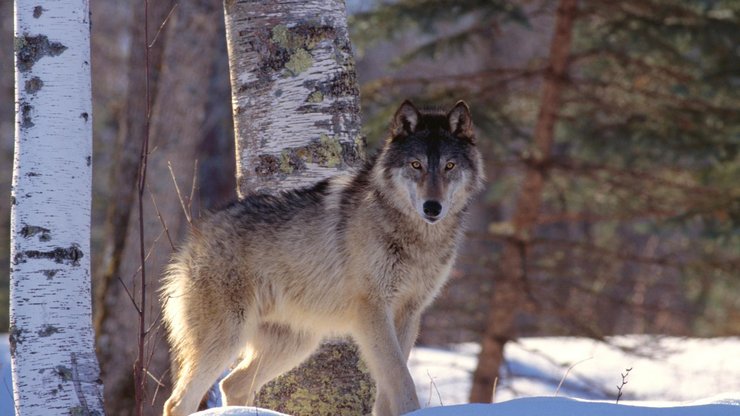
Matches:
[352,0,740,401]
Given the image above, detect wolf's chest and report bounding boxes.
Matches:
[376,234,457,294]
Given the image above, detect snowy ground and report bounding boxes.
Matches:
[1,336,13,415]
[2,335,740,415]
[408,336,740,406]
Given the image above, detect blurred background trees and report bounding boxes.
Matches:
[1,0,738,410]
[350,0,740,397]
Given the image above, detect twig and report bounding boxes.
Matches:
[426,370,443,407]
[130,228,165,284]
[148,187,175,250]
[168,161,193,225]
[555,357,593,396]
[118,277,141,315]
[135,0,152,412]
[188,159,199,220]
[150,368,170,406]
[148,3,179,48]
[492,376,498,403]
[616,367,632,404]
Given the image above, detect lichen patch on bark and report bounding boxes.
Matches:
[20,102,34,128]
[25,76,44,94]
[303,69,358,99]
[255,154,281,177]
[271,23,336,51]
[284,48,313,76]
[255,134,364,177]
[20,224,51,241]
[15,34,68,72]
[55,365,73,382]
[306,91,324,103]
[267,22,338,78]
[9,325,27,356]
[37,324,61,337]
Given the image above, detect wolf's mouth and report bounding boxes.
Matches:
[423,215,440,224]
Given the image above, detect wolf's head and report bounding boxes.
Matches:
[376,100,484,224]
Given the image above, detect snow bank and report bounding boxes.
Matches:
[194,406,290,416]
[193,396,740,416]
[406,397,740,416]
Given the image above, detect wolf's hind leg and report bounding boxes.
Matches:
[163,325,247,416]
[220,323,320,406]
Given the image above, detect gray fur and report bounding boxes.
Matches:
[161,101,484,416]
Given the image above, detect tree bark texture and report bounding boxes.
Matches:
[224,0,364,197]
[469,0,578,403]
[95,1,224,414]
[223,0,373,413]
[10,1,105,414]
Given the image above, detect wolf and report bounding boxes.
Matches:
[161,100,484,416]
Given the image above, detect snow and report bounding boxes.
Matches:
[405,397,740,416]
[194,407,290,416]
[1,337,15,416]
[2,335,740,415]
[408,336,740,405]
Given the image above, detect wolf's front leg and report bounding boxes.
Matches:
[376,304,423,415]
[353,300,420,416]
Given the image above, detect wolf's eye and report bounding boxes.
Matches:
[411,161,422,170]
[445,162,456,171]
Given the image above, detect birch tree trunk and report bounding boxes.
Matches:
[10,0,105,414]
[223,0,372,413]
[469,0,578,403]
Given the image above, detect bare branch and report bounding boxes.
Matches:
[147,187,176,251]
[555,357,593,396]
[188,159,199,221]
[149,3,179,49]
[117,277,141,315]
[168,161,193,225]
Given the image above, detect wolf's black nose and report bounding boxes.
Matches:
[423,201,442,217]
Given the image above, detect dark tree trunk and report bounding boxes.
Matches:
[95,1,229,414]
[469,0,578,403]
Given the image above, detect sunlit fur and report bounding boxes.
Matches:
[161,101,484,416]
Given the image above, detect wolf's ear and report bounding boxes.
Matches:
[391,100,421,139]
[447,101,474,141]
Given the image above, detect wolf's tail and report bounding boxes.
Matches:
[160,248,194,381]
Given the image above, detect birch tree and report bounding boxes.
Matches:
[10,0,105,414]
[222,0,372,412]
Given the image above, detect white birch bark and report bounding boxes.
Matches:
[223,0,372,413]
[224,0,364,197]
[10,0,105,414]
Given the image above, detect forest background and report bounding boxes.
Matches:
[1,0,739,413]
